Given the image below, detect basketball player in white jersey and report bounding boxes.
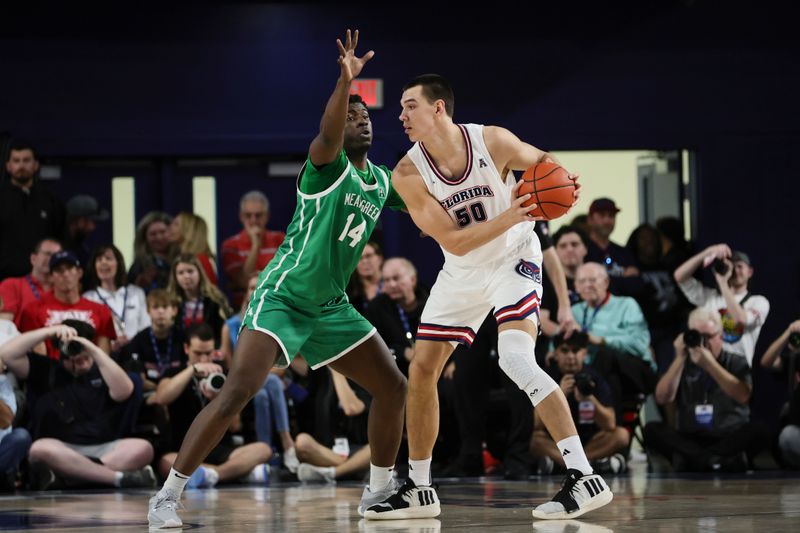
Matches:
[365,75,612,521]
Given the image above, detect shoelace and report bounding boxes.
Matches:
[154,493,184,511]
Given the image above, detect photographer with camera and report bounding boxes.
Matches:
[645,308,769,472]
[154,323,271,488]
[0,319,156,489]
[531,332,630,475]
[673,244,769,366]
[760,320,800,467]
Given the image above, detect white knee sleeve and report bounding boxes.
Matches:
[497,329,558,407]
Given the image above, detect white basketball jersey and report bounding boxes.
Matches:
[406,123,539,268]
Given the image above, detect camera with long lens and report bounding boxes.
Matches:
[201,372,227,393]
[58,339,84,359]
[712,258,730,275]
[574,372,596,396]
[684,328,703,349]
[789,332,800,350]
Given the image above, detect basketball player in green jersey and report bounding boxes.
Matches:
[148,30,408,529]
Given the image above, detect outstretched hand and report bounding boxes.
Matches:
[337,29,374,82]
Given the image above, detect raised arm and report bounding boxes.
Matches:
[308,29,374,167]
[0,325,76,380]
[392,157,536,257]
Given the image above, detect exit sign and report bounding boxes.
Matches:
[350,78,383,109]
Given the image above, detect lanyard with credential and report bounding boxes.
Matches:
[25,275,41,301]
[396,304,414,346]
[581,293,610,332]
[95,287,128,330]
[149,328,174,374]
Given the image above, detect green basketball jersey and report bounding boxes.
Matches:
[256,150,404,306]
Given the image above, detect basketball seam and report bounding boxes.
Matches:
[534,165,561,181]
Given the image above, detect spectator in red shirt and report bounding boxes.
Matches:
[221,191,285,308]
[0,238,62,323]
[17,251,116,359]
[168,213,218,286]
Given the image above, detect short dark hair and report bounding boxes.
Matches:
[553,331,589,351]
[61,319,96,341]
[32,237,61,254]
[553,225,590,248]
[348,94,367,108]
[403,74,455,117]
[7,140,38,161]
[186,322,214,344]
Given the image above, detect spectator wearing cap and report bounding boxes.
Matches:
[673,244,769,366]
[0,141,66,280]
[0,238,62,323]
[221,191,285,309]
[63,195,109,271]
[585,199,642,298]
[0,320,156,490]
[17,251,116,359]
[531,331,630,475]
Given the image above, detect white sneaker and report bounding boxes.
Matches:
[147,488,183,530]
[283,446,299,474]
[358,518,441,532]
[532,469,613,520]
[297,463,336,484]
[364,479,440,520]
[358,478,400,517]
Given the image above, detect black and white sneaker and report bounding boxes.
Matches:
[363,479,440,520]
[532,469,612,520]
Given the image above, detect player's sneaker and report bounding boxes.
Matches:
[358,518,441,532]
[358,478,400,517]
[147,488,183,530]
[532,469,612,520]
[364,479,440,520]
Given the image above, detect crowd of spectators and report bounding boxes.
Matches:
[0,142,796,494]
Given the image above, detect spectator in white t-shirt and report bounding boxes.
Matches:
[673,244,769,366]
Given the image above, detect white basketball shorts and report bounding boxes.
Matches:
[417,238,543,348]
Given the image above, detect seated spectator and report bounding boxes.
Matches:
[572,262,654,371]
[128,212,176,293]
[121,289,187,393]
[167,253,233,346]
[83,244,151,352]
[18,251,116,359]
[221,191,285,309]
[585,198,639,279]
[0,238,61,323]
[759,319,800,468]
[0,141,66,281]
[154,324,272,488]
[365,257,427,377]
[295,369,372,484]
[347,241,384,315]
[63,195,109,271]
[169,213,218,285]
[221,274,298,473]
[531,332,629,475]
[552,225,589,306]
[626,224,689,373]
[674,244,769,366]
[0,320,156,489]
[645,308,768,472]
[0,361,31,491]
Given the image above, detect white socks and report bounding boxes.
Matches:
[557,436,593,475]
[408,458,432,487]
[369,464,394,492]
[162,467,191,496]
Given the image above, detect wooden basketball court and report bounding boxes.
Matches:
[0,465,798,532]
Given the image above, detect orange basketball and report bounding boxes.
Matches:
[518,162,576,220]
